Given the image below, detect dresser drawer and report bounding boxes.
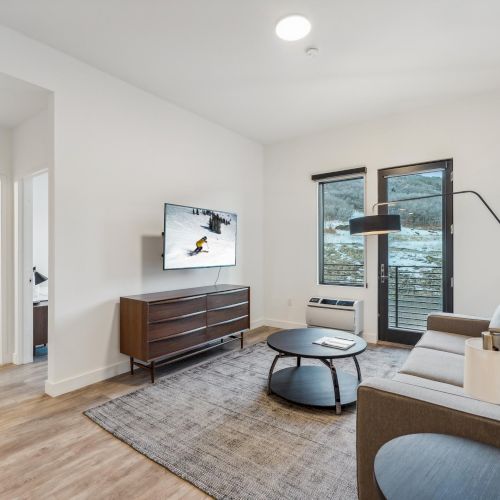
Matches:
[148,311,206,341]
[148,327,207,359]
[207,288,248,310]
[207,302,249,326]
[206,315,249,340]
[149,295,206,323]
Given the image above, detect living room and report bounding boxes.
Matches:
[0,2,499,499]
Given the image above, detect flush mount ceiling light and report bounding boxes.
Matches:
[275,15,311,41]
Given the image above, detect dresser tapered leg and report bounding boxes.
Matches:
[150,361,155,383]
[240,332,244,349]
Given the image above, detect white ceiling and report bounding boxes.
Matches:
[0,72,50,127]
[1,1,500,143]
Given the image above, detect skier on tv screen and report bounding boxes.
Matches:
[192,236,208,255]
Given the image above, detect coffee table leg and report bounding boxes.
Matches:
[328,359,342,415]
[353,355,362,382]
[267,354,281,395]
[297,356,301,367]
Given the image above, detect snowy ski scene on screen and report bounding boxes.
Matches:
[163,203,237,270]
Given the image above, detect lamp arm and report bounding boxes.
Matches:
[372,190,500,225]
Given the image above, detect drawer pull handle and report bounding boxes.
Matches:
[152,294,205,305]
[208,301,248,312]
[149,310,206,324]
[209,315,248,327]
[149,326,206,343]
[212,288,247,296]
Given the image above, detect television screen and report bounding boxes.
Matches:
[163,203,237,270]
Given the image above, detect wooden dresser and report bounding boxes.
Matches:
[33,301,48,355]
[120,284,250,382]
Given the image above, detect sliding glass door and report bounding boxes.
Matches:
[378,160,453,345]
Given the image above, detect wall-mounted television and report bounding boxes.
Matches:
[163,203,237,270]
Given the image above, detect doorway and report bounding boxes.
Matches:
[13,170,49,364]
[0,73,52,402]
[378,160,453,345]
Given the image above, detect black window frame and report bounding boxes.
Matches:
[318,174,366,287]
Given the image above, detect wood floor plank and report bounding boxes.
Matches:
[0,327,278,500]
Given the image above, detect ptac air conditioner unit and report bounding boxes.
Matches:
[306,297,364,335]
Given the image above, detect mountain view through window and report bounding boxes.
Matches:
[319,176,365,286]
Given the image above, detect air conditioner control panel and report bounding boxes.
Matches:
[309,298,355,307]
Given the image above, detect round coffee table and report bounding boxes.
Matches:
[267,328,367,415]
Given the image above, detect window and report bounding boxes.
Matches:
[318,175,365,286]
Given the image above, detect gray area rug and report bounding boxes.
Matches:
[85,341,408,500]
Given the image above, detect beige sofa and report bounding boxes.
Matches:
[356,310,500,500]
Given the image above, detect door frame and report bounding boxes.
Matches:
[13,175,34,364]
[13,169,49,365]
[0,173,14,365]
[378,159,454,345]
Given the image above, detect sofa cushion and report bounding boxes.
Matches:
[489,305,500,333]
[393,373,466,397]
[399,347,464,387]
[416,330,469,356]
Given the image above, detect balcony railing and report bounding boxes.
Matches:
[322,263,443,331]
[388,265,443,331]
[322,263,364,286]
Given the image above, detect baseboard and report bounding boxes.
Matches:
[264,318,308,329]
[250,318,265,329]
[362,332,377,344]
[1,352,13,365]
[44,322,266,397]
[44,359,130,397]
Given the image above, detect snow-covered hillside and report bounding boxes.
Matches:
[164,205,237,269]
[324,219,442,267]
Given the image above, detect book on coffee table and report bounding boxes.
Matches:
[313,336,356,350]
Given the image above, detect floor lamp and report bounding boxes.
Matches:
[349,190,500,236]
[349,190,500,404]
[349,189,500,351]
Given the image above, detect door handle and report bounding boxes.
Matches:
[379,264,388,283]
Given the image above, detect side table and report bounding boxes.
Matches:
[464,337,500,404]
[374,433,500,499]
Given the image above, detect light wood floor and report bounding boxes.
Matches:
[0,326,279,500]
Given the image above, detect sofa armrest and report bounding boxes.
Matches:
[356,377,500,500]
[427,312,490,337]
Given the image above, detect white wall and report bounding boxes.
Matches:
[264,91,500,342]
[0,26,264,395]
[0,127,10,175]
[12,107,50,180]
[0,127,13,363]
